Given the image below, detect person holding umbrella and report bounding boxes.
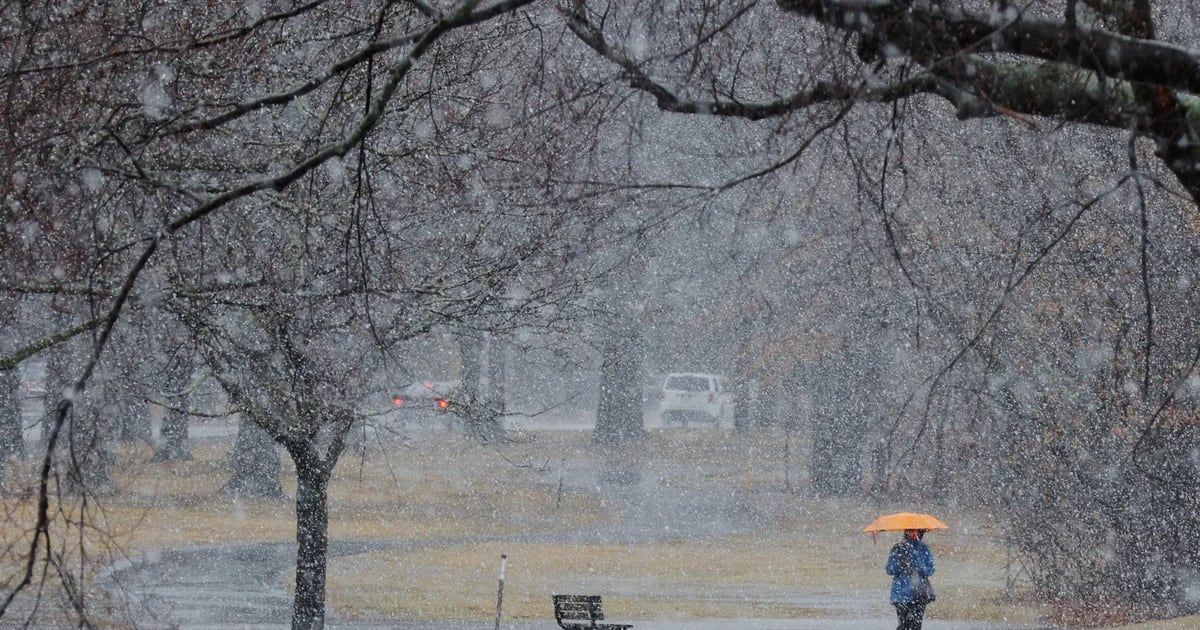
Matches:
[864,512,946,630]
[887,528,935,629]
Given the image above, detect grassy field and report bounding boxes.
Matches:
[0,425,1194,628]
[305,429,1046,625]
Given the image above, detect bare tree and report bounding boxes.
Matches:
[0,2,616,628]
[6,0,1193,626]
[564,0,1200,621]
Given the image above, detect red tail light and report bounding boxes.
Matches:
[393,397,404,406]
[708,393,715,403]
[437,398,450,410]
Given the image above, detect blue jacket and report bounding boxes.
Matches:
[886,538,935,604]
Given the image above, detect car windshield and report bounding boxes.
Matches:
[664,375,709,392]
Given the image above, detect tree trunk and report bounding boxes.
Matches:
[593,306,645,445]
[154,355,192,459]
[154,409,191,461]
[804,351,865,497]
[486,333,506,414]
[0,369,21,488]
[1113,425,1200,618]
[732,376,755,433]
[0,296,20,481]
[0,369,23,458]
[221,417,282,497]
[458,332,502,438]
[120,396,153,444]
[758,376,785,428]
[732,313,756,434]
[290,444,330,630]
[810,414,863,496]
[66,382,117,496]
[459,332,483,406]
[43,345,72,445]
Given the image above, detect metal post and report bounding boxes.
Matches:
[493,554,507,630]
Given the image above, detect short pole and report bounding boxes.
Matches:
[494,554,507,630]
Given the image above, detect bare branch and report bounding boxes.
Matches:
[776,0,1200,96]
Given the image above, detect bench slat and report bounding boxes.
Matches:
[552,594,632,630]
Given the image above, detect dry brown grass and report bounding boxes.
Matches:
[314,428,1051,625]
[0,428,606,626]
[322,489,1048,625]
[8,426,1176,627]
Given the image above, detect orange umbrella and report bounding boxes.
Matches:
[863,512,949,543]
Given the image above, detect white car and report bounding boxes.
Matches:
[657,372,735,426]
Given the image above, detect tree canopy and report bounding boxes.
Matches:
[2,1,1199,627]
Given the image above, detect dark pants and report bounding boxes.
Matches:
[895,601,926,630]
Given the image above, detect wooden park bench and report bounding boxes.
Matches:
[552,594,633,630]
